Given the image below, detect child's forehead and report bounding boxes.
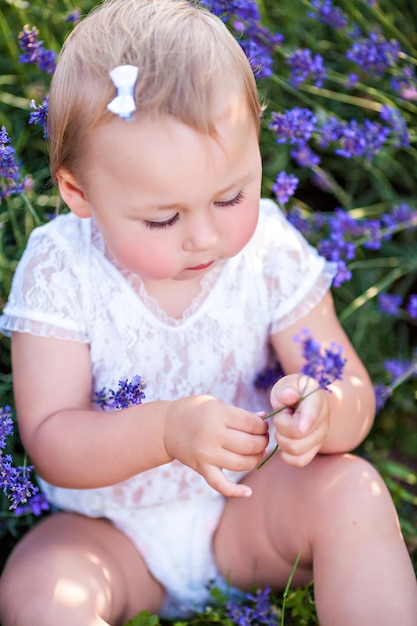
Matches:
[83,107,259,190]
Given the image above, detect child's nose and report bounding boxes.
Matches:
[183,212,219,252]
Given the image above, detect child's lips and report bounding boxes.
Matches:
[186,260,215,271]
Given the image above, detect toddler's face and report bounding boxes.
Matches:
[77,103,262,282]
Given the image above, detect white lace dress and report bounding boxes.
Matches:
[0,198,335,516]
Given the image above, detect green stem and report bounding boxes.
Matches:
[281,551,302,626]
[257,387,318,470]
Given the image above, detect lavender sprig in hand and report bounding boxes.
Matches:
[258,329,346,468]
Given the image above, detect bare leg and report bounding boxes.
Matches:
[0,512,165,626]
[214,453,417,626]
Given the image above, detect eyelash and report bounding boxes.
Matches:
[144,190,246,229]
[145,213,180,230]
[215,190,246,207]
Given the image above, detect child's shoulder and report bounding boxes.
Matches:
[25,212,94,258]
[253,198,306,251]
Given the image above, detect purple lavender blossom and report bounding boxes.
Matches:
[379,105,410,148]
[0,126,27,203]
[378,292,402,316]
[0,406,13,449]
[361,219,383,250]
[65,8,82,23]
[391,65,417,99]
[269,108,317,146]
[295,329,346,389]
[14,492,50,517]
[286,208,313,236]
[382,203,416,229]
[1,454,39,511]
[254,361,285,391]
[319,117,390,160]
[309,0,349,30]
[0,406,48,513]
[226,587,277,625]
[272,171,298,205]
[384,360,411,380]
[94,375,146,410]
[18,25,56,74]
[374,383,393,412]
[287,48,326,87]
[332,260,352,287]
[346,73,359,89]
[374,357,417,412]
[346,31,400,77]
[290,143,321,168]
[406,295,417,319]
[200,0,282,78]
[29,97,49,138]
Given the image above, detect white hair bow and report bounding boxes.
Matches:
[107,65,139,120]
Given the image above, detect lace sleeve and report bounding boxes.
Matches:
[0,216,90,343]
[256,199,336,334]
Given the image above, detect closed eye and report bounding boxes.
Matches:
[215,190,246,207]
[144,213,180,229]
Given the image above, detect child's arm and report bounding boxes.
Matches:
[11,332,268,498]
[270,291,376,467]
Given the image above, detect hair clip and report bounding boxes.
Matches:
[107,65,139,120]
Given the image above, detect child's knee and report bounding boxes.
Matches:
[312,453,396,519]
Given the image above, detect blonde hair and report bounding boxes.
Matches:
[48,0,262,181]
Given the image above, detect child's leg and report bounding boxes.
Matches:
[0,511,164,626]
[214,453,417,626]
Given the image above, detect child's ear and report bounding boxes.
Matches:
[56,168,92,218]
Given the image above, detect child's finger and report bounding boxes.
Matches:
[271,386,300,410]
[203,465,252,498]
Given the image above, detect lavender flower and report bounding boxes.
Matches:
[346,31,400,77]
[290,143,321,168]
[374,357,417,412]
[374,383,393,412]
[272,171,298,205]
[379,105,410,148]
[406,295,417,319]
[254,361,285,391]
[65,8,82,24]
[391,65,417,99]
[1,456,39,511]
[269,108,318,147]
[94,375,146,410]
[287,48,326,87]
[382,203,416,229]
[18,25,56,74]
[295,329,346,389]
[384,360,411,380]
[378,292,402,316]
[0,126,27,202]
[200,0,282,78]
[309,0,349,30]
[226,587,277,625]
[0,406,48,514]
[319,117,390,160]
[0,406,13,449]
[14,492,50,517]
[29,97,49,138]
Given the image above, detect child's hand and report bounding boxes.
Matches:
[164,395,269,498]
[270,374,331,467]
